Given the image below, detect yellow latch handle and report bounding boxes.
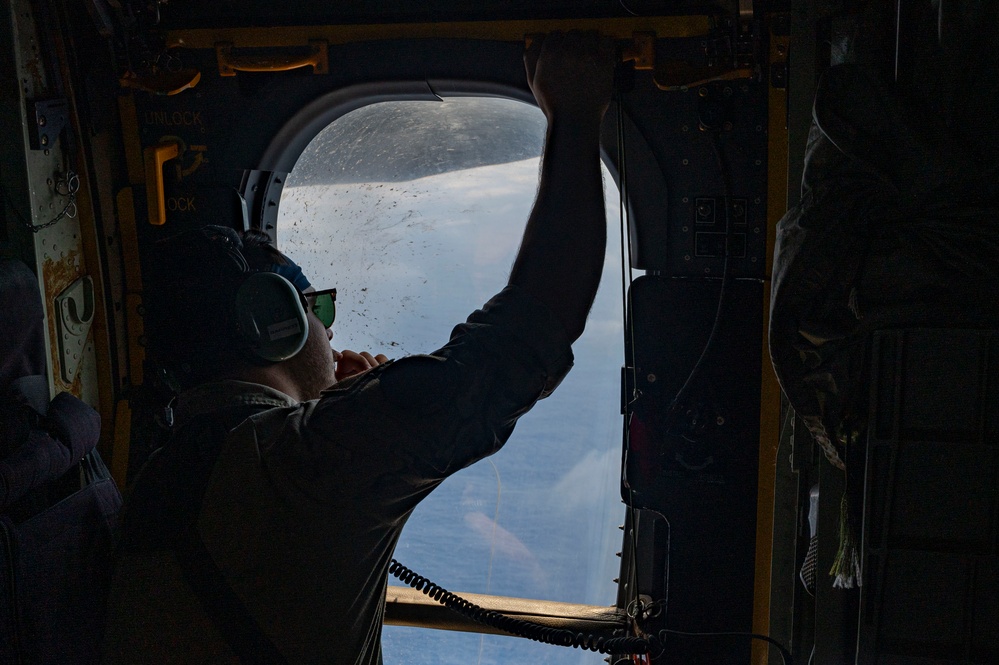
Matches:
[216,40,329,76]
[524,32,655,71]
[143,141,179,226]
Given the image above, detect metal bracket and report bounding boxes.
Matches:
[654,22,759,90]
[28,98,68,151]
[621,32,655,70]
[55,275,95,384]
[525,31,656,71]
[241,169,288,239]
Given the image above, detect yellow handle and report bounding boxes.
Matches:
[216,39,329,76]
[142,141,179,226]
[524,32,655,71]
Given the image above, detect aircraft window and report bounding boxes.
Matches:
[278,97,626,664]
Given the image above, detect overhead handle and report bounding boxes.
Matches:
[524,32,655,71]
[215,40,329,76]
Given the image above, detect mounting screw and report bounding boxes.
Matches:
[723,121,733,131]
[647,373,657,383]
[38,115,46,127]
[716,416,726,426]
[698,87,709,97]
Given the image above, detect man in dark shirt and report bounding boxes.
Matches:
[103,32,616,664]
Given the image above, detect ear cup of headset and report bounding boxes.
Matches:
[233,272,309,362]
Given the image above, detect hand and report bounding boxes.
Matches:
[334,349,389,381]
[524,31,616,124]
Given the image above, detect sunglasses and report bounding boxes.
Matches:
[303,287,337,328]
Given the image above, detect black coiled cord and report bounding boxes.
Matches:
[388,559,654,655]
[389,560,795,664]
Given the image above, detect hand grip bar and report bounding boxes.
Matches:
[215,40,329,76]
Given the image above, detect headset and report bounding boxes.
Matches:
[233,271,310,363]
[197,216,311,364]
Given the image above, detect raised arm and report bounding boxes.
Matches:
[508,32,616,342]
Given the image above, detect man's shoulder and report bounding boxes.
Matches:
[174,380,298,426]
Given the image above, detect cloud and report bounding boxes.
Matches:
[551,447,620,513]
[463,511,546,586]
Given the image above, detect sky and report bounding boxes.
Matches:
[277,99,631,665]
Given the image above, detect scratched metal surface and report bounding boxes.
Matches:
[9,0,98,406]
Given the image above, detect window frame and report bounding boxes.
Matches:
[257,82,643,643]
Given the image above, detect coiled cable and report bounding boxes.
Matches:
[389,560,794,663]
[389,559,653,655]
